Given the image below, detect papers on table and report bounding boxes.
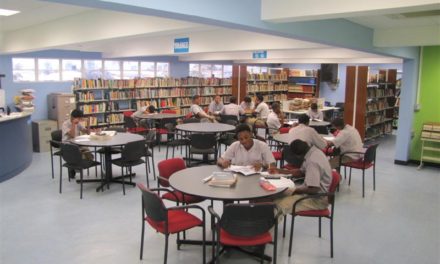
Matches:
[323,136,335,141]
[74,135,90,142]
[89,130,116,140]
[260,176,295,190]
[207,172,237,188]
[224,165,262,176]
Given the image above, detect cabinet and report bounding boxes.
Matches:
[246,68,288,103]
[32,120,57,152]
[287,69,320,99]
[72,77,232,127]
[418,122,440,169]
[344,66,396,141]
[47,93,76,128]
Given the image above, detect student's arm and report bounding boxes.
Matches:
[217,157,231,168]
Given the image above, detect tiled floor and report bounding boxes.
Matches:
[1,135,439,264]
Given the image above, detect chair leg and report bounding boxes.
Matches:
[288,215,295,257]
[121,166,126,195]
[362,169,365,198]
[373,164,376,191]
[202,224,206,264]
[273,224,278,264]
[59,165,63,194]
[140,219,145,259]
[145,162,150,188]
[330,217,334,258]
[348,168,352,186]
[50,148,54,179]
[318,217,322,237]
[164,234,169,264]
[151,153,157,180]
[129,167,133,184]
[80,170,83,199]
[282,215,287,238]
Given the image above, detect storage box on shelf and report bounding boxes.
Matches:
[72,77,232,126]
[418,122,440,169]
[287,69,320,99]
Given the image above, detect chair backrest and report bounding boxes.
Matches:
[123,114,138,129]
[335,102,344,111]
[191,133,217,149]
[279,127,290,134]
[123,111,134,117]
[157,158,186,187]
[312,125,328,135]
[220,203,275,237]
[364,144,379,163]
[220,115,238,125]
[184,112,193,119]
[121,140,145,162]
[51,130,62,148]
[183,118,200,124]
[61,143,82,165]
[328,170,342,204]
[138,183,167,223]
[162,109,177,114]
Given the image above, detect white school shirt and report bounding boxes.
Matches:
[307,109,324,120]
[255,102,270,119]
[288,124,327,149]
[300,146,332,193]
[266,111,282,135]
[221,103,244,119]
[222,139,276,166]
[208,101,224,113]
[62,119,85,142]
[240,101,255,112]
[332,125,363,160]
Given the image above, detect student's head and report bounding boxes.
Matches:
[70,109,84,124]
[311,103,318,111]
[272,102,281,114]
[214,95,221,104]
[290,139,310,157]
[244,96,252,103]
[256,94,264,103]
[147,105,156,113]
[229,96,237,104]
[236,124,253,149]
[331,118,345,130]
[192,95,200,104]
[298,114,310,125]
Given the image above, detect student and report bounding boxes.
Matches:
[190,95,215,122]
[253,94,270,120]
[273,139,332,215]
[220,96,244,120]
[217,124,276,172]
[239,95,255,114]
[288,114,327,149]
[307,102,324,120]
[327,118,364,169]
[208,95,224,115]
[133,105,156,128]
[61,109,93,178]
[266,102,285,135]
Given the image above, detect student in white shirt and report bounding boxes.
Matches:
[266,102,285,135]
[254,94,270,120]
[240,96,255,114]
[288,114,327,149]
[327,118,364,169]
[208,95,224,115]
[218,124,276,172]
[190,95,215,122]
[307,103,324,120]
[220,96,244,120]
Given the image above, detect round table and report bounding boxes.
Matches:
[169,165,287,201]
[272,133,295,145]
[176,123,235,133]
[309,120,330,127]
[133,113,184,120]
[72,132,144,190]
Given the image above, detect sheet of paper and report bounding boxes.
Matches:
[224,165,261,176]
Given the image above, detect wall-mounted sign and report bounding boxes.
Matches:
[174,37,189,53]
[252,50,267,59]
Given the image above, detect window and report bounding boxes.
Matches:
[104,60,121,79]
[200,64,212,78]
[223,65,233,78]
[189,63,200,77]
[62,59,82,81]
[122,61,139,79]
[12,58,36,82]
[189,63,232,78]
[37,59,60,81]
[84,60,103,79]
[212,64,223,78]
[156,62,169,77]
[140,62,155,77]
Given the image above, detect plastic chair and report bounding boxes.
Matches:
[340,144,378,197]
[138,184,206,264]
[287,170,341,258]
[189,133,217,166]
[60,143,101,199]
[123,111,149,135]
[49,130,62,180]
[208,203,278,264]
[219,114,239,126]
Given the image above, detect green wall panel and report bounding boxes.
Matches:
[410,46,440,161]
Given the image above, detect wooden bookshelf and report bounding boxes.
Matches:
[245,68,288,104]
[287,69,320,99]
[73,77,233,127]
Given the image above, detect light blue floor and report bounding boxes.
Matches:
[1,135,439,264]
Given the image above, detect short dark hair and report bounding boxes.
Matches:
[192,95,200,101]
[272,102,280,111]
[71,109,84,118]
[229,96,237,104]
[256,94,264,102]
[148,105,156,113]
[311,103,318,110]
[236,123,252,135]
[332,118,345,129]
[244,96,252,103]
[290,139,309,156]
[298,114,310,125]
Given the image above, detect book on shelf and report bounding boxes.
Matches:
[207,172,237,188]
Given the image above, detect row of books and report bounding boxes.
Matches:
[73,77,232,89]
[247,73,288,81]
[288,85,315,93]
[248,83,288,92]
[366,100,393,112]
[262,93,287,102]
[367,88,394,98]
[288,69,318,77]
[107,113,124,124]
[77,91,104,102]
[78,103,106,114]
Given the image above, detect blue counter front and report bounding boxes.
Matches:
[0,113,33,182]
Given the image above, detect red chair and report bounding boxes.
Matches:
[123,111,149,134]
[138,184,206,264]
[279,127,290,134]
[287,170,341,258]
[157,158,205,204]
[340,144,378,197]
[162,109,177,114]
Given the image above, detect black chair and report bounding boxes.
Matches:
[49,130,62,180]
[138,184,206,264]
[60,143,101,199]
[96,127,126,170]
[208,203,278,264]
[220,114,239,126]
[144,132,157,183]
[112,140,146,194]
[188,133,217,166]
[311,125,329,135]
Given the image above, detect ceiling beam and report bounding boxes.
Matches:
[374,25,440,47]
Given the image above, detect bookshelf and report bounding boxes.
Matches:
[287,69,320,99]
[246,68,288,104]
[344,66,397,141]
[73,77,232,127]
[418,122,440,169]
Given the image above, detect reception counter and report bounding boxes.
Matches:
[0,113,33,182]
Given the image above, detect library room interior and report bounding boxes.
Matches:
[0,1,439,264]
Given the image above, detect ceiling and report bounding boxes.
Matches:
[0,0,438,63]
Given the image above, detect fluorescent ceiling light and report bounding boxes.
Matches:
[0,8,20,16]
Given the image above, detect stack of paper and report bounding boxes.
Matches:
[208,172,237,188]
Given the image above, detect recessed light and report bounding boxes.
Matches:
[0,8,20,16]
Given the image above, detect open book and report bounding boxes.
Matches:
[224,165,262,176]
[208,172,237,188]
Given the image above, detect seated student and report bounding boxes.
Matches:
[253,94,270,121]
[239,95,255,114]
[133,105,156,128]
[217,124,276,172]
[190,95,215,122]
[220,96,244,120]
[307,102,324,120]
[273,139,332,215]
[288,114,327,149]
[208,95,224,116]
[266,102,285,135]
[62,109,93,178]
[326,118,363,169]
